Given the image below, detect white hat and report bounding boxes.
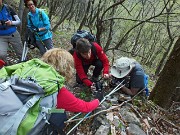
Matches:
[110,57,135,78]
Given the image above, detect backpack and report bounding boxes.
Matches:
[71,30,96,49]
[0,59,65,135]
[25,27,37,49]
[69,30,97,56]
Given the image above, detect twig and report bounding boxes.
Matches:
[157,118,180,130]
[66,87,147,124]
[126,103,143,118]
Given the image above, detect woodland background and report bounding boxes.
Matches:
[4,0,180,109]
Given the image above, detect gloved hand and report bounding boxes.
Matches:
[32,27,39,32]
[123,76,130,88]
[91,82,104,101]
[95,90,104,102]
[35,28,40,32]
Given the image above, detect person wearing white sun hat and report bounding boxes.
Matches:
[110,57,146,96]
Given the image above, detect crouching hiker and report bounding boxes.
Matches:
[110,57,148,96]
[0,48,100,135]
[73,38,110,91]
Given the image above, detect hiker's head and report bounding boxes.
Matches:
[76,38,92,59]
[24,0,37,9]
[110,57,135,78]
[41,48,74,82]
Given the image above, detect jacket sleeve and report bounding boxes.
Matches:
[94,42,110,75]
[41,10,51,30]
[73,52,93,87]
[8,6,21,25]
[56,87,99,113]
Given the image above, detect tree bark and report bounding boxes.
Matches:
[149,37,180,109]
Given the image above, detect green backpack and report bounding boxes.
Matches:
[0,58,65,135]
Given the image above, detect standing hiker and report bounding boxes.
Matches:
[0,0,23,64]
[24,0,53,55]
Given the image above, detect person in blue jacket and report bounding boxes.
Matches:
[0,0,23,64]
[25,0,53,55]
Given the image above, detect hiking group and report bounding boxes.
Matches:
[0,0,149,134]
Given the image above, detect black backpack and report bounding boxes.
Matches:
[25,28,37,49]
[71,30,96,48]
[69,30,96,55]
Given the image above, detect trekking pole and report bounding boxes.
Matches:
[66,112,82,122]
[99,79,125,105]
[21,41,28,61]
[66,112,91,135]
[66,80,125,135]
[67,80,125,122]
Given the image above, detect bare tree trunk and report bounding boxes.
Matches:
[149,37,180,109]
[18,0,25,33]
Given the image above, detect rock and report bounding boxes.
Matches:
[95,125,110,135]
[127,123,146,135]
[119,106,141,126]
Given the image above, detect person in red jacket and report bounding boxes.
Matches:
[40,48,101,134]
[73,38,110,90]
[0,48,100,134]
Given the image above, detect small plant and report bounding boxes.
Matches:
[80,91,86,99]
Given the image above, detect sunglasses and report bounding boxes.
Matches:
[27,3,34,7]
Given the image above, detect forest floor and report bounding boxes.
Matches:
[62,80,180,135]
[6,37,180,135]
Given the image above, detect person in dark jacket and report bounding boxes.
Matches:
[110,57,146,96]
[73,38,110,90]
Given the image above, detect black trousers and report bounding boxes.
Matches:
[41,112,67,135]
[76,59,103,84]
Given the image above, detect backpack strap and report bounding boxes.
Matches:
[41,107,65,114]
[28,10,44,28]
[0,94,42,135]
[4,4,15,21]
[144,74,149,96]
[28,10,48,37]
[91,42,98,59]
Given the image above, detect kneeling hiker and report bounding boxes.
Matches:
[110,57,148,96]
[73,38,110,91]
[0,48,100,135]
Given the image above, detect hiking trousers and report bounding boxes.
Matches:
[0,31,23,63]
[36,38,53,55]
[76,59,103,84]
